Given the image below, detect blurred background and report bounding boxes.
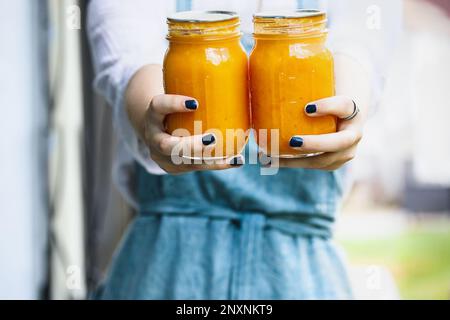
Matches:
[0,0,449,300]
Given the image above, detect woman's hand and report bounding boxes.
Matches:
[260,95,364,171]
[259,52,371,171]
[144,94,244,174]
[126,65,243,175]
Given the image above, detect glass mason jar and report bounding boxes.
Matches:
[164,11,250,160]
[250,10,336,158]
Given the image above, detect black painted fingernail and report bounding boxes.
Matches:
[202,134,216,146]
[306,104,317,114]
[185,100,198,110]
[230,156,244,167]
[289,137,304,148]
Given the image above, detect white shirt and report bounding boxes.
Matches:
[87,0,402,207]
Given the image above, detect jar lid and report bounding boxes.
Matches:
[254,9,324,19]
[168,10,238,23]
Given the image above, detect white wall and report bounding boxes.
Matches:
[0,0,48,299]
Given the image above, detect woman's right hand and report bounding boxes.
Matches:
[126,65,243,174]
[143,94,244,174]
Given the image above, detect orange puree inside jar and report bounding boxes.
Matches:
[164,11,250,159]
[250,10,336,158]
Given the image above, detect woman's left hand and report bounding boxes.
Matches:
[261,95,365,171]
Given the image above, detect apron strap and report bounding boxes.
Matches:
[297,0,320,9]
[176,0,193,12]
[177,0,321,12]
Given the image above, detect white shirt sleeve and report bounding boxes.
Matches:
[87,0,172,176]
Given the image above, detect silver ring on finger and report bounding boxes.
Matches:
[341,100,360,121]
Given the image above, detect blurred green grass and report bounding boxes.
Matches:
[339,221,450,300]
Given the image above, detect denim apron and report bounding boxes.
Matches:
[96,0,353,299]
